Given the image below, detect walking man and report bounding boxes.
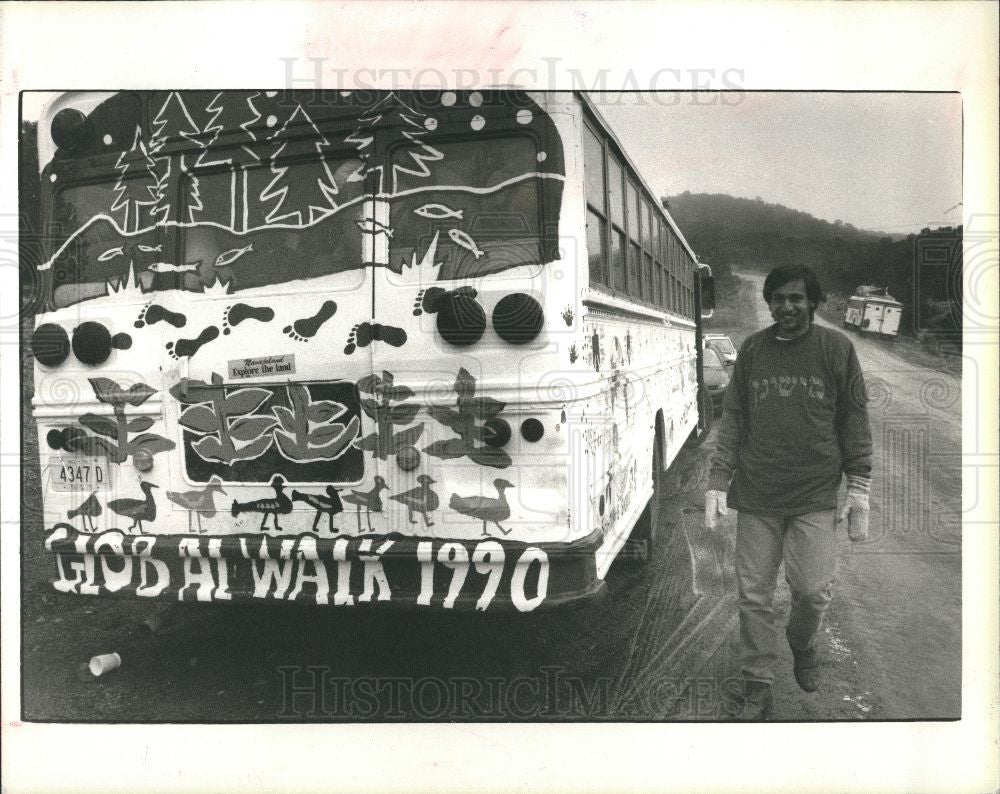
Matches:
[705,264,872,720]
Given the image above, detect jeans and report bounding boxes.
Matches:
[735,509,838,683]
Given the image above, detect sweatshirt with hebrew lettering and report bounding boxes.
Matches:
[707,322,872,515]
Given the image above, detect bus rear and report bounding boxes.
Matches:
[30,90,619,611]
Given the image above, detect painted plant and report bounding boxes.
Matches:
[65,378,175,464]
[353,371,424,463]
[272,383,360,462]
[170,373,276,465]
[424,368,511,469]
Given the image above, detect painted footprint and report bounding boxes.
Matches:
[166,326,220,360]
[223,302,274,335]
[135,303,187,329]
[344,322,407,355]
[412,286,446,316]
[283,300,338,342]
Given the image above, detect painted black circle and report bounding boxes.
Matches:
[51,108,92,153]
[484,418,512,448]
[492,293,544,344]
[46,429,65,450]
[72,321,113,365]
[32,323,71,367]
[520,418,544,442]
[436,294,486,346]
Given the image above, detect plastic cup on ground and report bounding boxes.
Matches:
[89,652,122,677]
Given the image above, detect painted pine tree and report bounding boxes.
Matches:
[149,92,204,224]
[111,126,159,232]
[259,104,340,226]
[193,91,263,231]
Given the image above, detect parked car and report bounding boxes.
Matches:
[704,333,737,365]
[703,346,731,413]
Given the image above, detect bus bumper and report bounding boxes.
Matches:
[43,524,607,612]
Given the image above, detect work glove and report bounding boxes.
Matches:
[705,490,728,530]
[839,476,871,542]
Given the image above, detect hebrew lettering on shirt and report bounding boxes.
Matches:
[808,376,825,399]
[777,376,796,397]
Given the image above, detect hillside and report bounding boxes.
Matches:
[663,192,962,337]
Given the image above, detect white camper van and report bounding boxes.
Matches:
[844,286,903,338]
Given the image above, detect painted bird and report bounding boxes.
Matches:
[166,475,227,534]
[231,475,292,531]
[342,476,388,533]
[67,491,101,532]
[449,479,514,536]
[389,475,439,527]
[292,486,344,533]
[108,481,159,533]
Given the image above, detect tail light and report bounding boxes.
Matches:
[72,321,113,365]
[437,294,486,346]
[32,323,71,367]
[492,293,543,344]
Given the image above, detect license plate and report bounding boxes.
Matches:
[49,456,110,492]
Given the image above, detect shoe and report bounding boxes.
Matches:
[789,643,821,692]
[735,680,773,721]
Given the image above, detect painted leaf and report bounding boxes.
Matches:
[129,433,177,456]
[287,383,309,418]
[360,398,380,420]
[427,405,463,432]
[88,377,121,404]
[223,387,272,417]
[272,405,296,433]
[453,368,477,399]
[384,403,420,426]
[309,423,344,446]
[274,430,306,461]
[422,438,468,460]
[121,383,157,406]
[309,419,361,460]
[356,374,381,395]
[211,372,224,386]
[79,413,119,439]
[169,378,217,403]
[192,435,228,464]
[468,445,512,469]
[231,434,274,463]
[305,399,346,423]
[230,415,277,442]
[65,432,124,463]
[383,384,415,402]
[353,432,381,454]
[389,423,424,453]
[460,396,505,420]
[127,416,154,433]
[178,405,220,435]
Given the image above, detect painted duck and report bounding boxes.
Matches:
[108,481,158,533]
[67,491,101,532]
[389,475,439,527]
[292,486,344,533]
[342,476,388,533]
[449,478,514,536]
[231,475,292,531]
[166,475,227,534]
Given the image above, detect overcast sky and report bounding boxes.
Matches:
[592,91,963,235]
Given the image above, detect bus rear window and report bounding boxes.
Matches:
[387,135,548,280]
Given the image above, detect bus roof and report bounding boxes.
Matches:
[576,91,701,266]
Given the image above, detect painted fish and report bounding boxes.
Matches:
[414,203,464,220]
[355,219,394,237]
[448,228,485,260]
[214,244,254,269]
[147,262,199,273]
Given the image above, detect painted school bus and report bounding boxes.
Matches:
[29,90,713,611]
